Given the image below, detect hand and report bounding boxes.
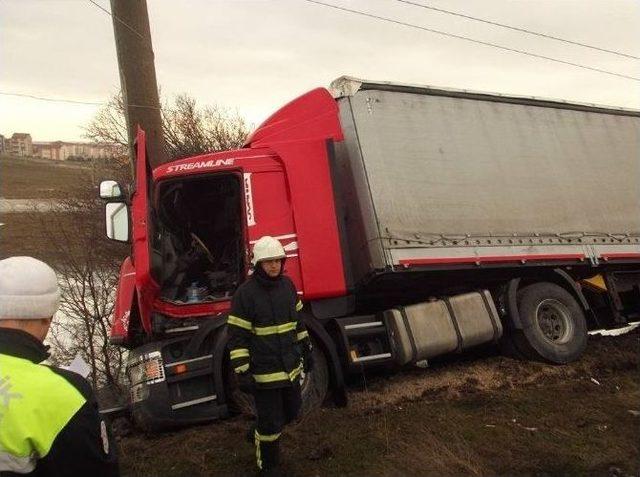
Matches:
[236,372,255,394]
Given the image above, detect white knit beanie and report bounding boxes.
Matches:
[0,256,60,320]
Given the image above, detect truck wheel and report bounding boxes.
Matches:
[300,342,329,416]
[512,282,588,364]
[499,331,529,360]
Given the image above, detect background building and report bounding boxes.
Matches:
[1,132,125,161]
[5,133,33,156]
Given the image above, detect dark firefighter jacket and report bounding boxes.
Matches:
[0,328,119,477]
[227,271,310,389]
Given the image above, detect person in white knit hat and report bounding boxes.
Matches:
[0,256,119,476]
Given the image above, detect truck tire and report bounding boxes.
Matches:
[228,341,329,417]
[300,342,329,416]
[499,332,529,360]
[511,282,588,364]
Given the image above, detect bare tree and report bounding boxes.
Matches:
[39,164,130,392]
[85,92,250,160]
[84,94,129,148]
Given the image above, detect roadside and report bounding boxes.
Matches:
[119,331,640,477]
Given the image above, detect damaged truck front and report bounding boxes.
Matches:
[100,78,640,431]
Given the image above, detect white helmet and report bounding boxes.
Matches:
[251,236,286,266]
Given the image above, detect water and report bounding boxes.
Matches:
[0,198,65,213]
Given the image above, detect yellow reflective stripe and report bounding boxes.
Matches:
[289,362,303,381]
[230,348,249,360]
[253,363,303,383]
[234,363,249,374]
[227,315,252,331]
[253,371,288,383]
[255,434,262,470]
[296,300,303,312]
[253,321,297,336]
[255,430,281,442]
[296,330,309,341]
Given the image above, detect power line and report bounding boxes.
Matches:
[0,91,103,106]
[394,0,640,60]
[302,0,640,82]
[0,91,161,110]
[86,0,147,41]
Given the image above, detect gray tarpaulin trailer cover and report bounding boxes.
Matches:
[329,77,640,284]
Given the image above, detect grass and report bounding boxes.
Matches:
[118,333,640,477]
[0,155,93,199]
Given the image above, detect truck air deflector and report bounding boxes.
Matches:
[246,88,343,147]
[242,87,347,299]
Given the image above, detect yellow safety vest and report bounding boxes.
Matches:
[0,353,86,473]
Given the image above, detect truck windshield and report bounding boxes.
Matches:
[151,173,244,304]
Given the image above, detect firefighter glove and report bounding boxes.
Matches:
[237,372,255,394]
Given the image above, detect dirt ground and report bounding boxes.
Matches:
[119,331,640,477]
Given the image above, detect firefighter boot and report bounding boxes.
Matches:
[256,437,281,476]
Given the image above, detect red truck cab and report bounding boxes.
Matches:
[101,88,349,429]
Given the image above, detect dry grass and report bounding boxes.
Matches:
[0,155,92,199]
[119,332,640,477]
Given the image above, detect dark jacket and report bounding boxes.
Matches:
[0,328,119,477]
[227,270,310,389]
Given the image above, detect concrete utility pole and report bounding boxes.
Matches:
[110,0,167,168]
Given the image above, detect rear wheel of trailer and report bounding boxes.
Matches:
[504,282,588,364]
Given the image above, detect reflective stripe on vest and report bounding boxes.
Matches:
[0,354,86,471]
[229,348,250,360]
[227,316,299,337]
[0,451,35,474]
[227,315,252,331]
[252,362,303,384]
[253,321,297,336]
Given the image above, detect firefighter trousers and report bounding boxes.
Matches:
[253,381,302,471]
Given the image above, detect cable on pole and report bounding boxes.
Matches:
[302,0,640,82]
[86,0,147,41]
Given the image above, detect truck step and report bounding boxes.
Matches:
[336,315,394,371]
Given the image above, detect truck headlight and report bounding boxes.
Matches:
[127,351,166,386]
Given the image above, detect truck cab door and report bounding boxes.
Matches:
[244,158,303,290]
[130,127,158,332]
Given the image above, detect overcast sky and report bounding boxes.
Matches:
[1,0,639,142]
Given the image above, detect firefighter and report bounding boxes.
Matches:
[227,236,313,475]
[0,256,119,477]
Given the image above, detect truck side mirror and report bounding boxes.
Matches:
[105,202,130,242]
[100,180,124,200]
